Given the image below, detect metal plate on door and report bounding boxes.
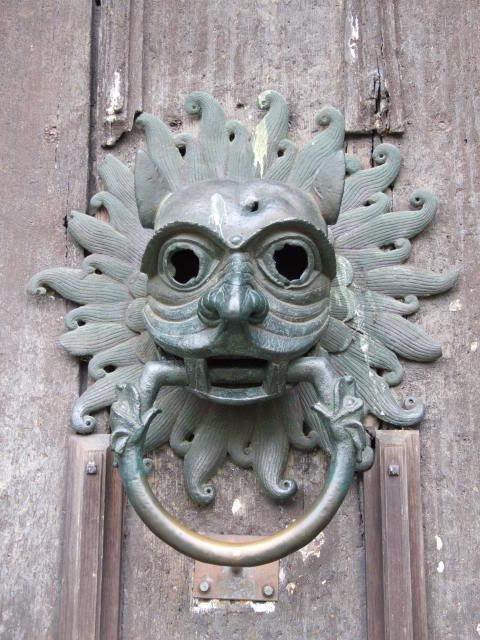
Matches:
[192,535,279,602]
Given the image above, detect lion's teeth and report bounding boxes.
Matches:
[184,358,209,392]
[263,361,288,396]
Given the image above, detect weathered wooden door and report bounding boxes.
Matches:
[2,1,479,638]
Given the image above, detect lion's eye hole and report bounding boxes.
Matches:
[169,248,200,284]
[273,243,309,281]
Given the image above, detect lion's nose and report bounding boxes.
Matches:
[198,255,269,326]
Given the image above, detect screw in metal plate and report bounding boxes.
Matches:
[388,464,400,476]
[199,581,210,593]
[86,460,97,475]
[262,584,274,597]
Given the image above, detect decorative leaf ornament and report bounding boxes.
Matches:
[28,91,458,505]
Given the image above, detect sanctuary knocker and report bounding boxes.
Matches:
[29,91,458,567]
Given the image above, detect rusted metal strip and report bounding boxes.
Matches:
[193,535,279,602]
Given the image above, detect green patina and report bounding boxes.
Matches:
[28,91,458,562]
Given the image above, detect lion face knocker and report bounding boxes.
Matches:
[29,91,458,565]
[141,177,336,405]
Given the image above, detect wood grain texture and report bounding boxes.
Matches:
[385,2,480,637]
[0,2,93,638]
[59,436,108,639]
[97,0,144,147]
[364,431,427,640]
[2,0,479,638]
[59,436,123,640]
[114,2,367,638]
[100,443,125,640]
[111,1,478,638]
[343,0,404,134]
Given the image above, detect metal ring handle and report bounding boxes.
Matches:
[111,358,368,566]
[115,432,356,567]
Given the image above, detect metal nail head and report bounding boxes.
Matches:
[388,464,400,476]
[199,581,210,593]
[86,460,97,475]
[263,584,274,597]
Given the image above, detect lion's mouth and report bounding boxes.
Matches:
[180,356,287,404]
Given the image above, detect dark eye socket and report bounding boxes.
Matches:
[169,248,200,284]
[273,243,309,281]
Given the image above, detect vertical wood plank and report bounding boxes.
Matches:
[59,435,123,640]
[380,442,413,639]
[0,2,93,636]
[100,447,125,640]
[343,0,404,134]
[364,431,428,640]
[98,0,144,147]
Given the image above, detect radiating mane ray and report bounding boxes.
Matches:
[60,323,135,356]
[331,192,391,238]
[287,107,344,190]
[337,239,412,271]
[252,403,297,500]
[174,132,212,183]
[361,312,442,361]
[366,266,460,297]
[135,113,185,190]
[355,291,420,316]
[82,254,135,282]
[183,409,229,505]
[225,120,255,179]
[88,335,146,379]
[340,144,401,213]
[143,388,190,452]
[68,211,138,262]
[134,149,170,228]
[282,390,318,452]
[89,191,140,232]
[227,409,255,468]
[71,364,143,434]
[27,268,130,304]
[263,139,297,181]
[184,91,227,178]
[335,190,437,250]
[97,155,137,214]
[64,302,130,329]
[318,317,354,352]
[166,393,207,456]
[347,333,404,385]
[253,90,289,176]
[329,347,425,426]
